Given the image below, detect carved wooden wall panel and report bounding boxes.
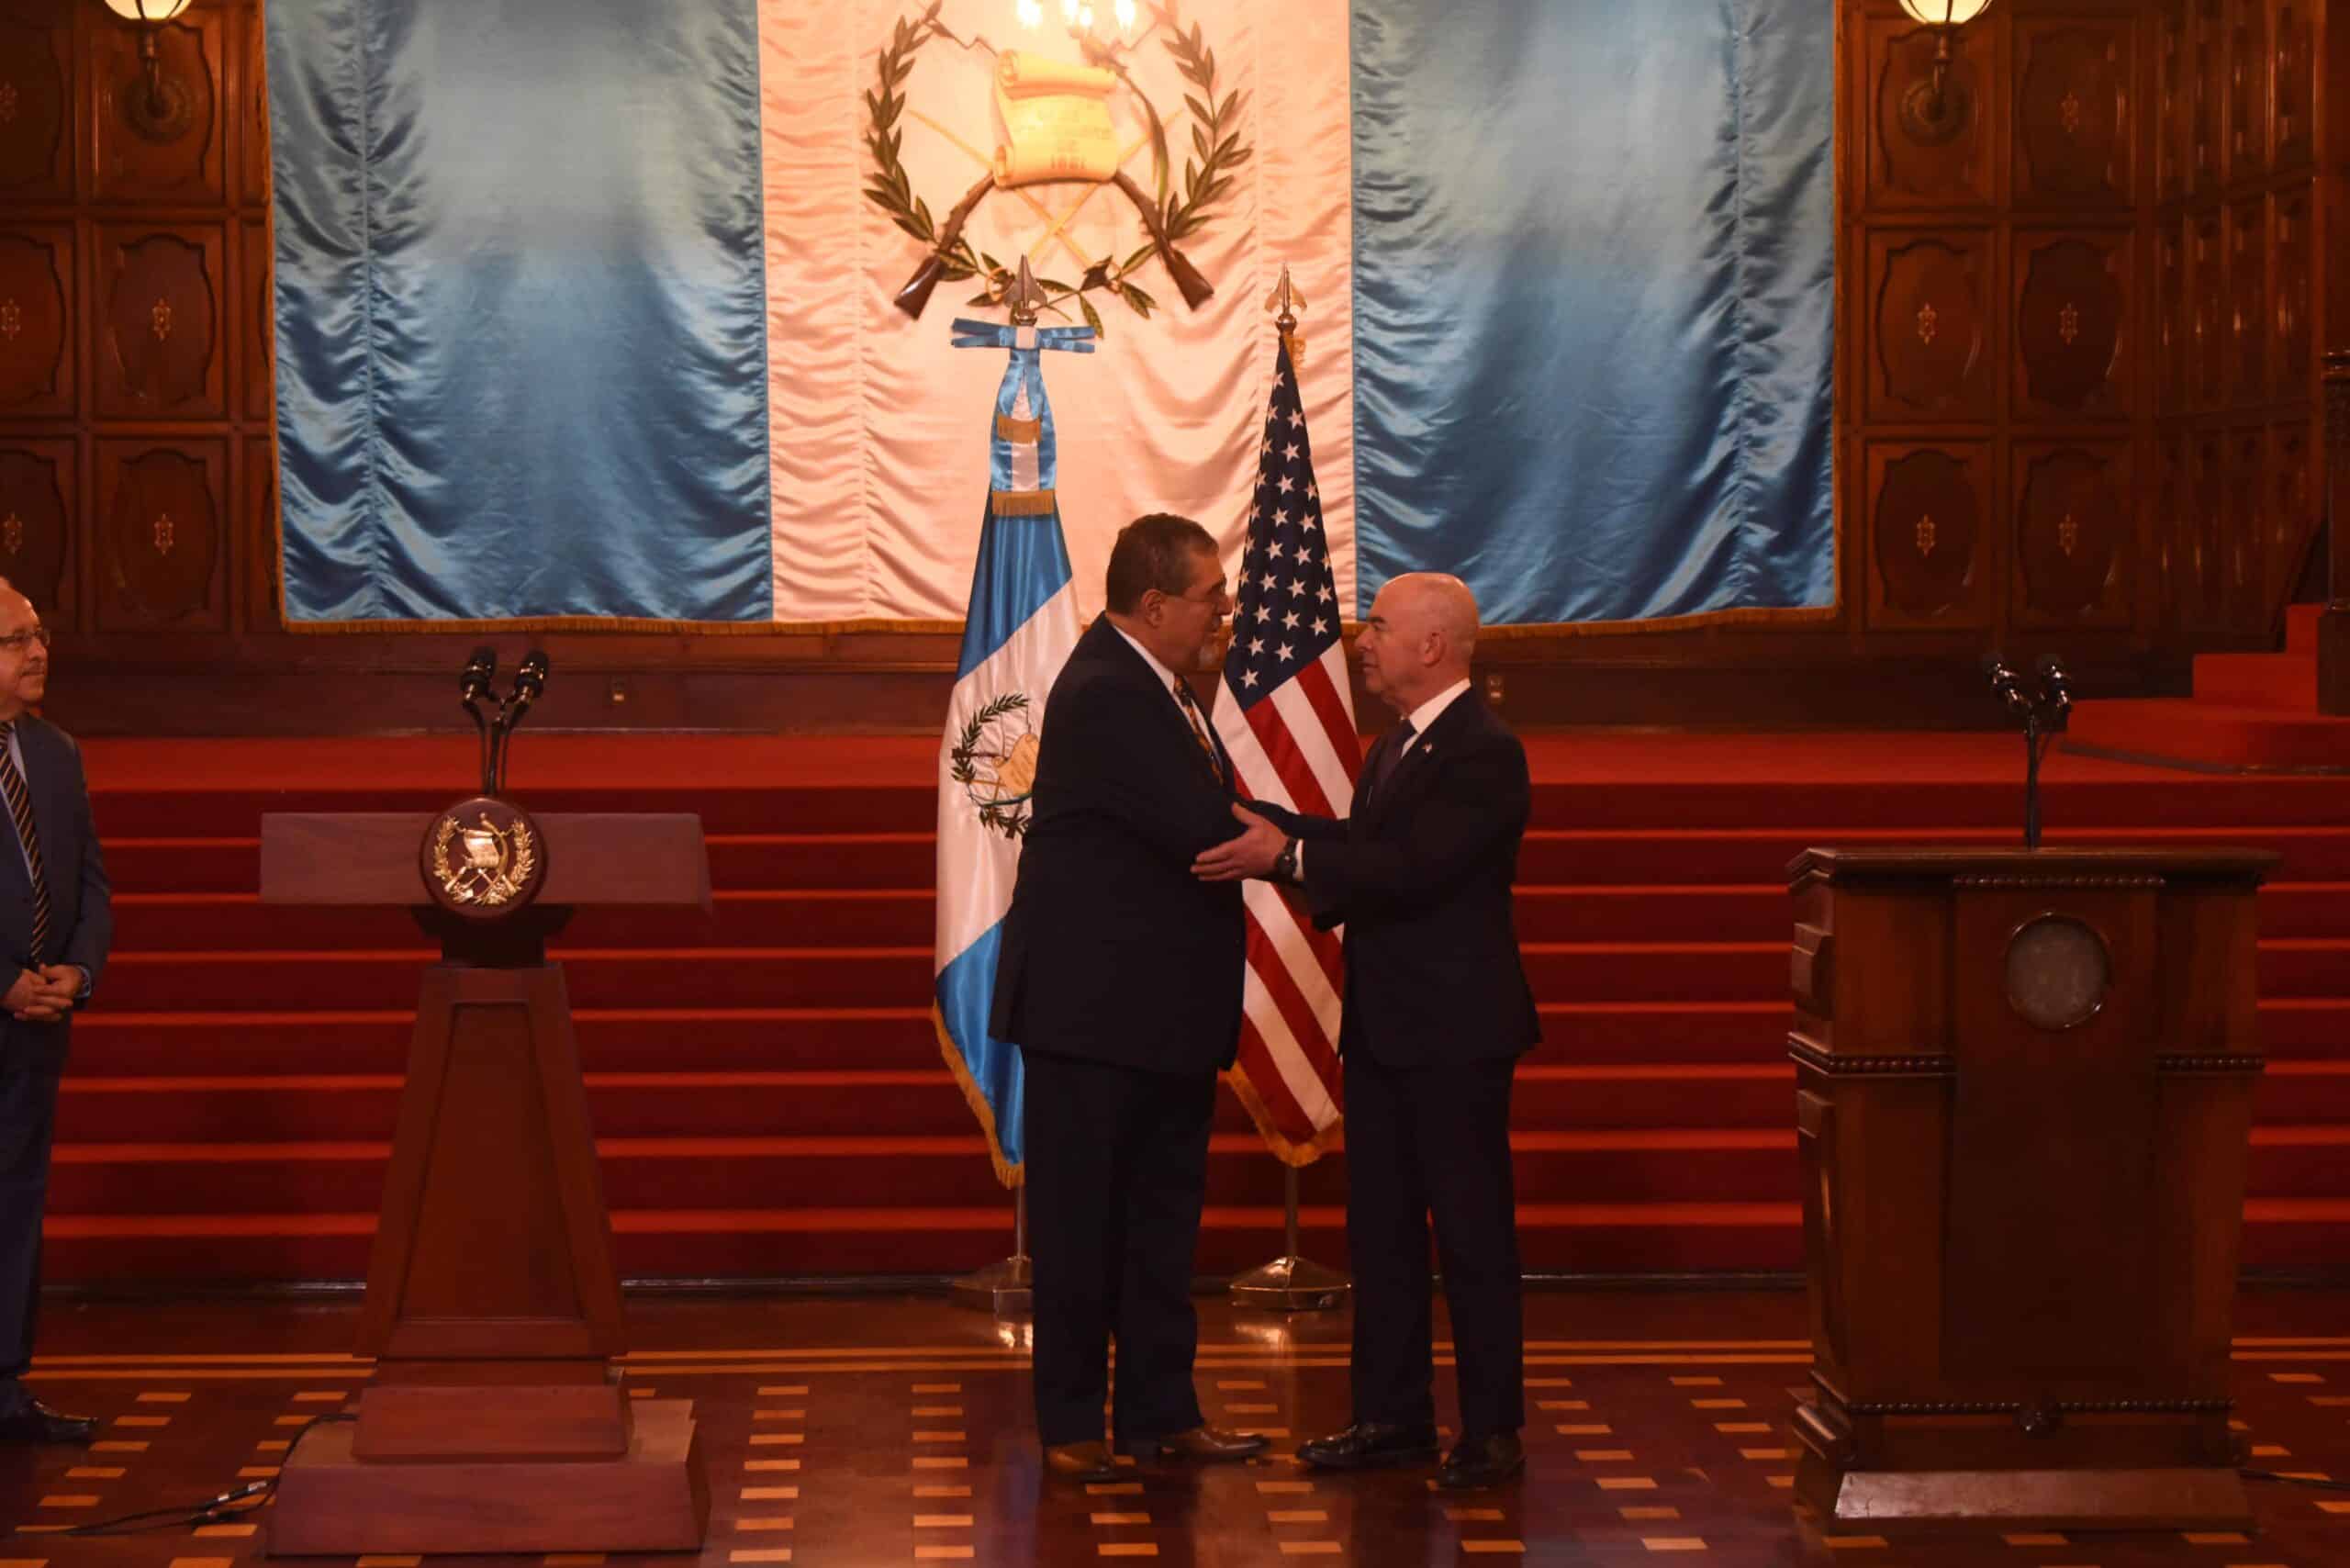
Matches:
[2015,22,2132,207]
[1869,444,1990,630]
[237,0,268,204]
[2014,444,2132,628]
[1868,17,1996,208]
[0,8,72,201]
[2016,232,2131,418]
[2268,423,2312,608]
[2155,218,2187,415]
[2154,434,2188,628]
[0,228,73,416]
[2188,210,2224,409]
[238,216,269,422]
[2271,0,2312,172]
[242,431,274,627]
[2225,0,2267,175]
[2154,3,2186,202]
[2228,197,2265,403]
[2186,1,2221,195]
[92,8,223,204]
[93,224,224,420]
[2224,426,2266,625]
[0,442,72,622]
[2274,189,2311,403]
[96,440,224,633]
[1870,232,1994,420]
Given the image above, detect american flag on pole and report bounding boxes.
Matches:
[1210,333,1361,1166]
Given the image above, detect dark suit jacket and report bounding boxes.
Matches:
[1254,691,1539,1070]
[0,716,111,1074]
[990,616,1246,1075]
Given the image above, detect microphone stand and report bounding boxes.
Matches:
[1985,657,2072,849]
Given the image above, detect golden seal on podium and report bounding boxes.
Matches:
[420,797,547,918]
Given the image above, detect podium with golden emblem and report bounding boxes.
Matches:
[259,655,712,1556]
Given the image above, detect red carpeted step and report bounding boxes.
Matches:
[65,1005,946,1077]
[2256,939,2350,999]
[2255,998,2350,1058]
[105,837,259,893]
[2288,602,2322,654]
[110,888,937,951]
[93,782,943,840]
[43,1128,1816,1219]
[2193,651,2318,711]
[2065,698,2350,771]
[97,946,937,1012]
[47,1063,1799,1145]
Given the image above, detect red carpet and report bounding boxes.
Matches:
[45,730,2350,1284]
[2067,603,2350,770]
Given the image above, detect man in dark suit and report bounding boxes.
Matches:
[0,580,111,1445]
[991,514,1268,1482]
[1195,572,1539,1490]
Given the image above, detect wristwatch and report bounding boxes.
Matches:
[1271,836,1300,885]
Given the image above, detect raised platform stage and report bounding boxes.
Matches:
[50,729,2350,1288]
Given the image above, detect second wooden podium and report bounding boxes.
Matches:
[258,811,711,1556]
[1785,847,2274,1530]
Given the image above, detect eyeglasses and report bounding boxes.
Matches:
[0,627,51,653]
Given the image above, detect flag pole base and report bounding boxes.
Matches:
[1228,1253,1350,1314]
[948,1252,1032,1317]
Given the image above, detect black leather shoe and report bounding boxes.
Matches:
[1297,1420,1440,1471]
[0,1399,98,1444]
[1043,1439,1119,1482]
[1436,1431,1526,1490]
[1119,1424,1268,1462]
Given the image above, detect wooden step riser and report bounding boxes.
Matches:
[36,1215,2344,1286]
[84,941,2350,1012]
[47,1070,2350,1144]
[89,773,2350,837]
[55,1001,2350,1080]
[99,827,2350,900]
[45,1138,2350,1218]
[102,880,2350,950]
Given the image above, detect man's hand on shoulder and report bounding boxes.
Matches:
[1192,804,1289,883]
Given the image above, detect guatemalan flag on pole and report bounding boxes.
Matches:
[1212,320,1361,1166]
[931,308,1091,1188]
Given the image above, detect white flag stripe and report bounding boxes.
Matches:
[1214,700,1302,815]
[1242,877,1343,1047]
[933,577,1080,969]
[1240,967,1341,1130]
[1268,674,1355,818]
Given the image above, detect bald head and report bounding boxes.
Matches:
[0,577,48,723]
[1357,573,1480,714]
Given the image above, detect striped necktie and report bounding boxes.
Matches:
[1171,678,1225,782]
[0,722,50,966]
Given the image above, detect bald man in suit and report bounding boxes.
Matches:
[1196,573,1538,1490]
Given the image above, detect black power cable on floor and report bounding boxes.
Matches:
[58,1409,354,1537]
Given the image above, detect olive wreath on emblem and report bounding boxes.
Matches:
[866,0,1251,335]
[950,692,1037,840]
[430,811,540,907]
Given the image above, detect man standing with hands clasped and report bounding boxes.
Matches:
[1194,572,1539,1490]
[0,580,111,1444]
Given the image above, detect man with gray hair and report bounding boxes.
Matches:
[1196,572,1539,1490]
[0,580,110,1445]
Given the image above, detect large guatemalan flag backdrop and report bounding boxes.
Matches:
[264,0,1835,633]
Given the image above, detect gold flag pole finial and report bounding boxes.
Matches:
[1265,263,1307,364]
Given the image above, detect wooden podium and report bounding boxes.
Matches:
[257,812,712,1556]
[1785,847,2275,1530]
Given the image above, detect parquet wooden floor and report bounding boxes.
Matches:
[3,1288,2347,1566]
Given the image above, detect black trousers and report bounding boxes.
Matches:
[1343,1050,1524,1440]
[0,1058,60,1387]
[1021,1049,1214,1448]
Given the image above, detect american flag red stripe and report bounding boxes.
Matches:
[1211,333,1359,1166]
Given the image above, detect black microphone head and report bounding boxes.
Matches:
[514,649,550,700]
[459,645,497,702]
[2034,654,2071,689]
